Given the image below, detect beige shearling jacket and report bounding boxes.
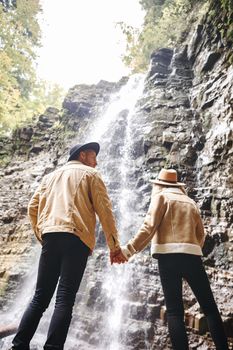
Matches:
[28,161,120,252]
[127,187,205,257]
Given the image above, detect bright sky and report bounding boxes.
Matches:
[37,0,144,90]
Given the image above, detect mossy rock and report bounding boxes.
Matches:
[0,156,12,168]
[226,25,233,42]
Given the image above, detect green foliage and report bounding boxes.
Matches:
[219,0,233,34]
[220,0,233,11]
[120,0,207,72]
[0,80,65,134]
[0,0,41,96]
[29,80,65,116]
[139,0,171,11]
[0,0,66,135]
[208,0,233,49]
[0,0,40,133]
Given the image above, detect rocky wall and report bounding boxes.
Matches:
[0,80,124,309]
[134,0,233,270]
[0,1,232,349]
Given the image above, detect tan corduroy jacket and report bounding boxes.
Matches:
[127,187,205,257]
[28,161,120,252]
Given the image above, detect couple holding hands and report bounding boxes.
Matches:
[11,142,229,350]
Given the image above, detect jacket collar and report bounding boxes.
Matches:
[66,160,83,165]
[62,161,83,169]
[64,161,96,172]
[162,187,184,194]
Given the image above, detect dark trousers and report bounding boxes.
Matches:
[158,253,229,350]
[12,232,90,350]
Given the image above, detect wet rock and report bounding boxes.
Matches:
[29,145,43,154]
[0,3,232,349]
[201,51,221,72]
[17,127,34,142]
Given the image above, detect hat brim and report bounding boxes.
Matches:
[150,179,186,187]
[68,142,100,161]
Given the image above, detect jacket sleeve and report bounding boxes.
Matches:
[28,180,45,243]
[90,172,120,251]
[128,192,166,253]
[195,207,206,247]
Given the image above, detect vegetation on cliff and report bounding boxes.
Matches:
[209,0,233,65]
[0,0,64,135]
[120,0,232,72]
[1,0,232,134]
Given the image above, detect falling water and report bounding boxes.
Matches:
[87,74,145,143]
[0,74,147,350]
[96,74,146,350]
[70,73,147,350]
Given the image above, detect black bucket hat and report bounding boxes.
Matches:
[68,142,100,161]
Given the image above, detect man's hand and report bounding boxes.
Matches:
[110,248,128,265]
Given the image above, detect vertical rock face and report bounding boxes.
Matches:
[137,4,233,270]
[0,2,232,350]
[0,81,125,310]
[187,11,233,268]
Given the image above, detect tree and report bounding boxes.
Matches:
[0,0,42,133]
[120,0,207,72]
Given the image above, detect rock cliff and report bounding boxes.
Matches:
[0,1,232,349]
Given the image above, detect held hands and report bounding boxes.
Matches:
[110,245,135,265]
[110,248,128,265]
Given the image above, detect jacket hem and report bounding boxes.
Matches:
[151,243,203,257]
[42,227,95,251]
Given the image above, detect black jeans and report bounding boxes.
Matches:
[12,232,90,350]
[158,254,229,350]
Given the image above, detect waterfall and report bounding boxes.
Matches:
[69,73,148,350]
[0,74,149,350]
[87,74,145,143]
[94,74,146,350]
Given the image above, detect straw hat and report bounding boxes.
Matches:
[150,168,185,187]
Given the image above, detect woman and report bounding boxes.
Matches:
[122,168,229,350]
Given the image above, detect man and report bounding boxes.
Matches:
[11,142,126,350]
